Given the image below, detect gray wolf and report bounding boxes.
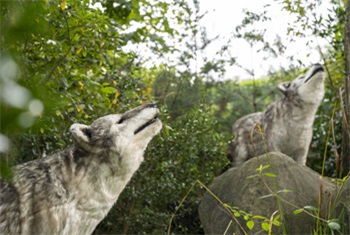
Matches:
[227,64,325,166]
[0,103,162,234]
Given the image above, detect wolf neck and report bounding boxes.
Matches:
[282,98,320,124]
[69,147,143,216]
[95,150,139,185]
[97,150,144,201]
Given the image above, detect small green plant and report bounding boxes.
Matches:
[166,179,282,235]
[223,204,282,234]
[293,206,342,235]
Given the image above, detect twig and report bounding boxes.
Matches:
[41,8,72,84]
[317,45,336,90]
[339,88,350,138]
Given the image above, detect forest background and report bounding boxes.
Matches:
[0,0,349,233]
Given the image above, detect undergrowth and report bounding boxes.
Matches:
[166,167,349,235]
[166,100,349,234]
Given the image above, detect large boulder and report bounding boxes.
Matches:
[199,152,335,234]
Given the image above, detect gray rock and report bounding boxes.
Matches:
[199,152,335,234]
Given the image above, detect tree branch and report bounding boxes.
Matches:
[41,9,72,84]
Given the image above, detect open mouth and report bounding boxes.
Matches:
[304,66,324,83]
[134,114,159,135]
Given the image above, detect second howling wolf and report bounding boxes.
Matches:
[227,64,326,166]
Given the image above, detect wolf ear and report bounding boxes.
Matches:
[70,123,92,148]
[277,82,291,95]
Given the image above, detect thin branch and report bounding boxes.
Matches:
[41,9,72,84]
[339,87,350,140]
[317,45,336,90]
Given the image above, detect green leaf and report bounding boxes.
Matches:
[246,174,260,179]
[293,208,304,215]
[261,222,269,231]
[124,90,135,98]
[246,220,254,230]
[252,215,268,220]
[328,221,341,230]
[273,215,281,226]
[164,125,172,135]
[233,211,241,217]
[67,107,75,113]
[277,189,292,194]
[264,172,277,178]
[67,50,72,60]
[273,220,281,226]
[101,86,117,94]
[255,164,270,173]
[303,206,318,212]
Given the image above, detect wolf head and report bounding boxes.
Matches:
[277,64,325,105]
[69,103,162,161]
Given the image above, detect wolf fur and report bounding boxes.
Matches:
[227,64,325,166]
[0,103,162,235]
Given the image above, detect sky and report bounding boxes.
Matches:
[91,0,333,80]
[198,0,331,79]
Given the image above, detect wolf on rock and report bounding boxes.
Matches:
[0,104,162,235]
[227,64,325,166]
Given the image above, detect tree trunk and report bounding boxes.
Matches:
[342,0,350,176]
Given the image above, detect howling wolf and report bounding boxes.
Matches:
[227,64,325,166]
[0,103,162,235]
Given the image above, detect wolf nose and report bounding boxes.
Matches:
[313,63,324,72]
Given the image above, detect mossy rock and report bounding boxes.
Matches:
[198,152,335,234]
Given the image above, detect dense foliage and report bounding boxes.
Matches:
[0,0,347,233]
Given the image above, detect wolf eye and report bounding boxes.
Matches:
[83,128,92,139]
[117,117,125,124]
[284,83,291,89]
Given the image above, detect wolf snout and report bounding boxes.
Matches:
[118,103,159,124]
[116,103,161,135]
[305,64,325,83]
[312,63,324,73]
[134,112,160,135]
